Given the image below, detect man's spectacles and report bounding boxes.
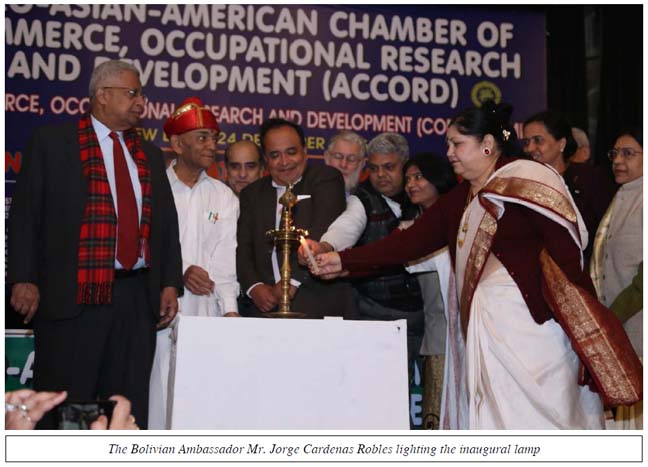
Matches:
[328,152,362,164]
[607,147,642,161]
[102,86,147,100]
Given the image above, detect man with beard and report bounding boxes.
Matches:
[323,130,367,195]
[8,60,183,429]
[299,131,368,258]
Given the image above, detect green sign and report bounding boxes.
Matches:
[5,330,34,391]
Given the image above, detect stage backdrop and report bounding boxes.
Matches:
[4,4,546,422]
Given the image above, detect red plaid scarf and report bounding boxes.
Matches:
[77,114,152,304]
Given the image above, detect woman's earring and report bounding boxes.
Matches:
[482,147,491,157]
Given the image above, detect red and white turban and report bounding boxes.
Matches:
[163,97,219,137]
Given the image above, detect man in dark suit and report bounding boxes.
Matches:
[7,60,183,429]
[236,118,355,319]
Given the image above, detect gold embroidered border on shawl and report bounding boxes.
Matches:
[458,171,642,407]
[459,174,579,333]
[486,176,578,224]
[459,202,498,337]
[540,249,642,407]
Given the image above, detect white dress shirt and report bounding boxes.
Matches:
[91,115,146,269]
[167,160,240,316]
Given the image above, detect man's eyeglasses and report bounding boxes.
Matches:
[102,86,147,101]
[607,147,642,161]
[328,152,362,164]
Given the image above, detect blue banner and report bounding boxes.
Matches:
[5,4,545,182]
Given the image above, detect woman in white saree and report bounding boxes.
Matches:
[455,160,601,429]
[313,101,642,429]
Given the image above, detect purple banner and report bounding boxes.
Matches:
[6,4,545,181]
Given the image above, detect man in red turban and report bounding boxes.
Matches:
[149,97,241,429]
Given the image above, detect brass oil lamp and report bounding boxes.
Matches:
[265,184,307,318]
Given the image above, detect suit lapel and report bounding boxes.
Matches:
[261,177,278,231]
[63,124,88,220]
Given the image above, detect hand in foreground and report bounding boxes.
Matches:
[297,239,333,266]
[5,389,67,430]
[271,283,297,302]
[90,395,139,430]
[223,312,241,317]
[183,265,215,296]
[312,252,348,280]
[10,283,40,324]
[157,286,179,329]
[249,284,279,312]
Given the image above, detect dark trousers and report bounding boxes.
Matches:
[33,273,156,429]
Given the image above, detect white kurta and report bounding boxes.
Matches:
[148,162,240,429]
[169,162,240,316]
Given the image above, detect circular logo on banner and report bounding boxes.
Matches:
[471,81,501,107]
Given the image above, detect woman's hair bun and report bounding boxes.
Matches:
[481,99,513,125]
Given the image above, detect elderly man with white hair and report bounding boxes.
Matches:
[302,133,414,254]
[323,130,367,195]
[299,131,368,257]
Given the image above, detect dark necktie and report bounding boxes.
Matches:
[109,131,138,270]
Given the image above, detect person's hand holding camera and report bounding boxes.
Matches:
[90,395,139,430]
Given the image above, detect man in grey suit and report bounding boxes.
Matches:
[8,60,183,428]
[236,119,355,319]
